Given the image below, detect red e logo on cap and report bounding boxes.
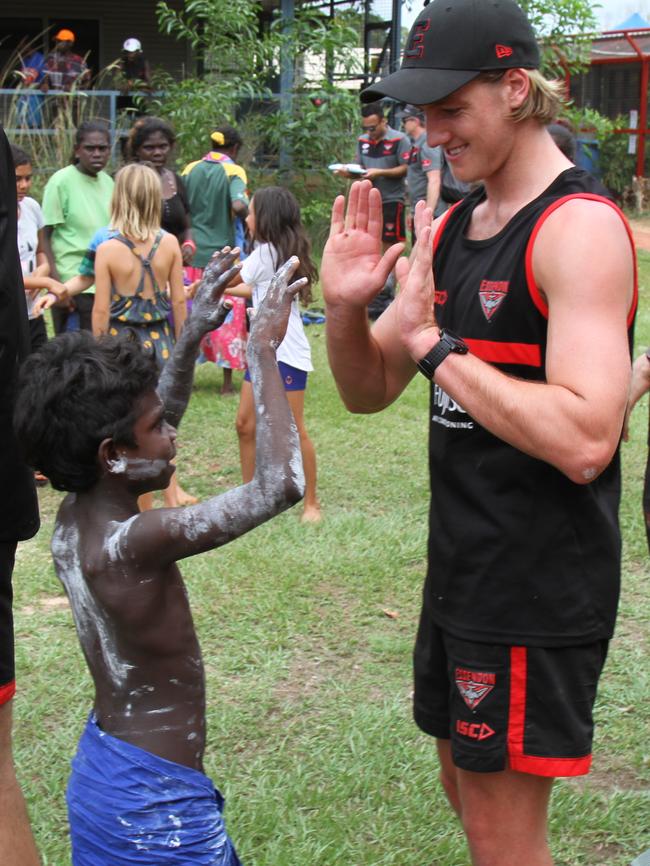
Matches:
[495,44,514,59]
[405,19,431,60]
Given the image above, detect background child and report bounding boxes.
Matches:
[11,144,67,353]
[14,251,305,865]
[232,186,321,523]
[93,162,193,508]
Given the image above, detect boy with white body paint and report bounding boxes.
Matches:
[14,250,306,865]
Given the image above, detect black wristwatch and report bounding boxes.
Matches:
[416,329,469,380]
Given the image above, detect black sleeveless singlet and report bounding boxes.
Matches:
[424,167,637,647]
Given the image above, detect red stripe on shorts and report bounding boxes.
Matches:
[507,647,591,777]
[0,680,16,706]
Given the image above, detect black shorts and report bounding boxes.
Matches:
[0,542,17,706]
[382,200,406,244]
[413,621,608,777]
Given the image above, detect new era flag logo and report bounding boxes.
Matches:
[495,44,514,59]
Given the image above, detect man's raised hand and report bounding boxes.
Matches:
[320,181,404,309]
[395,222,439,361]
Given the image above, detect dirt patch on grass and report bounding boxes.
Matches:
[568,760,647,795]
[20,595,69,615]
[629,218,650,252]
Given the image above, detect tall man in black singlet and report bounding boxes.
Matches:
[320,1,636,864]
[0,124,41,865]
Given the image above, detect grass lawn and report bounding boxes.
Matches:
[12,254,650,866]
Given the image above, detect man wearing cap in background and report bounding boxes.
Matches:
[401,104,444,240]
[41,29,90,93]
[321,0,636,863]
[117,39,152,94]
[116,38,152,114]
[336,101,411,319]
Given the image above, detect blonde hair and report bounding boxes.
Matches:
[110,163,162,242]
[479,69,567,125]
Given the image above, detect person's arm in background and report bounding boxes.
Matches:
[422,144,443,214]
[41,175,64,280]
[167,235,186,340]
[623,351,650,440]
[91,244,112,336]
[175,174,195,265]
[364,164,407,181]
[230,173,249,221]
[42,226,60,280]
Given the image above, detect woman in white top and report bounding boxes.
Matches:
[231,187,321,522]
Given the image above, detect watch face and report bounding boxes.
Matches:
[440,329,469,354]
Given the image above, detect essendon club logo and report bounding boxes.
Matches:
[455,667,495,710]
[495,44,514,59]
[404,19,431,60]
[479,279,509,321]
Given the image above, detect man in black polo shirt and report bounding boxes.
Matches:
[355,102,410,249]
[320,0,635,863]
[336,102,411,318]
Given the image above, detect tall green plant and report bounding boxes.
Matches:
[566,106,638,197]
[153,0,362,234]
[520,0,598,76]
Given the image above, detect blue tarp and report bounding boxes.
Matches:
[612,12,650,30]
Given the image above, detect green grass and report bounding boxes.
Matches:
[12,259,650,865]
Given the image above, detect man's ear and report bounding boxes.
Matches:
[503,68,530,112]
[98,438,125,475]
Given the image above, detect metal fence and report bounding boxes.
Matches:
[1,88,153,171]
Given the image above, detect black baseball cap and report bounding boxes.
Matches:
[361,0,540,106]
[400,104,425,121]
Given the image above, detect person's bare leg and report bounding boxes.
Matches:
[138,492,154,511]
[164,470,198,508]
[436,739,462,818]
[236,380,256,483]
[220,367,234,396]
[457,765,554,866]
[286,390,321,522]
[0,702,40,866]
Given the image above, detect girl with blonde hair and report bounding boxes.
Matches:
[93,162,185,365]
[93,162,194,507]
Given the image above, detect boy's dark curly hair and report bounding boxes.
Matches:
[14,332,159,493]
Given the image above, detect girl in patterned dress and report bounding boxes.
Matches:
[92,163,195,508]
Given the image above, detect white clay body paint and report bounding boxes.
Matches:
[107,455,128,474]
[105,516,138,563]
[51,523,133,688]
[122,457,169,481]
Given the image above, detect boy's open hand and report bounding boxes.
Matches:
[249,257,307,351]
[191,247,241,331]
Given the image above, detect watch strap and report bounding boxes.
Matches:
[416,330,468,380]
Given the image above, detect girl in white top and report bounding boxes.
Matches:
[12,145,67,352]
[231,187,321,522]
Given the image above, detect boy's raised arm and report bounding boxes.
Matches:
[157,248,241,429]
[127,257,306,563]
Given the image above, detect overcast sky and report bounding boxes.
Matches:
[401,0,649,31]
